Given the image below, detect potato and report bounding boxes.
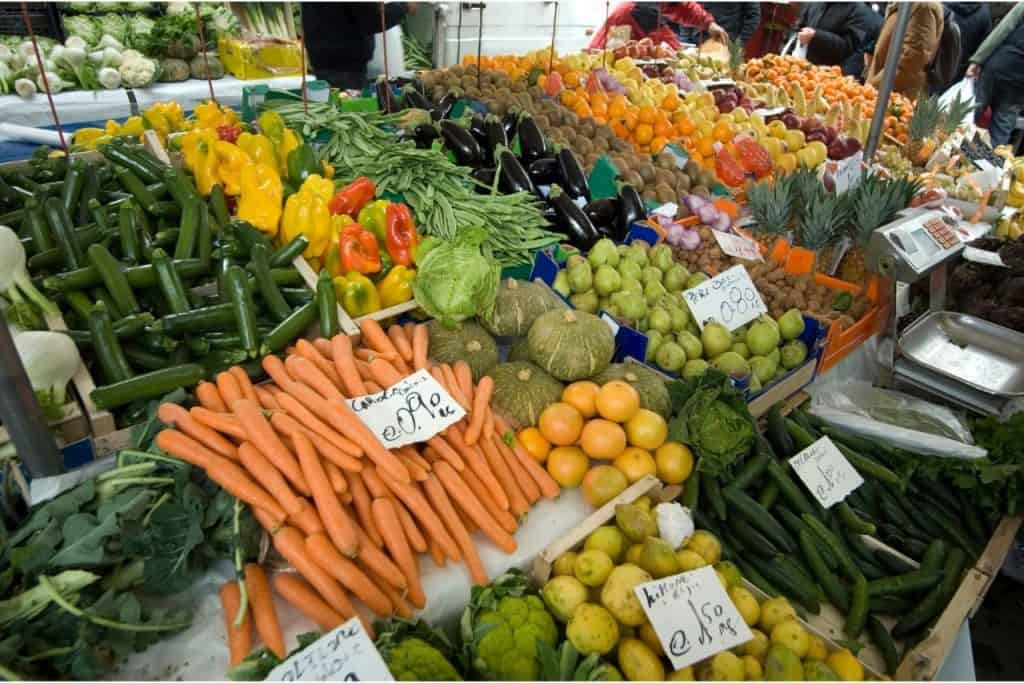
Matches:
[618,638,666,682]
[600,564,651,626]
[567,603,620,655]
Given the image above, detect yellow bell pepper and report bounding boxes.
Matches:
[143,108,172,143]
[214,140,251,197]
[118,116,145,137]
[258,111,301,176]
[322,214,355,277]
[377,265,416,308]
[104,119,121,136]
[298,174,334,202]
[335,272,380,317]
[180,129,219,196]
[158,101,185,131]
[72,128,106,149]
[237,163,283,235]
[281,188,331,258]
[194,99,239,130]
[236,132,277,170]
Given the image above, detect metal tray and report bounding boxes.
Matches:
[898,311,1024,397]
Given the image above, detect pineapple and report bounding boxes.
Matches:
[799,188,847,275]
[940,92,974,136]
[747,177,794,249]
[906,96,942,165]
[838,175,922,282]
[728,37,745,79]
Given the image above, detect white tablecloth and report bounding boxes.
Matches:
[0,76,309,129]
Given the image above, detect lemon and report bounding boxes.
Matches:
[575,549,614,587]
[758,597,797,632]
[553,551,578,576]
[742,629,770,659]
[805,635,828,661]
[826,650,865,681]
[686,530,722,565]
[586,526,627,563]
[668,667,695,681]
[699,651,745,681]
[675,549,707,571]
[770,619,809,659]
[743,655,763,680]
[729,586,761,626]
[638,622,664,657]
[625,543,644,565]
[716,560,743,588]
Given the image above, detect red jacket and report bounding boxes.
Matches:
[589,2,714,49]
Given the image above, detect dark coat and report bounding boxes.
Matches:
[302,2,407,87]
[841,2,884,78]
[799,3,867,69]
[704,2,762,45]
[948,2,992,79]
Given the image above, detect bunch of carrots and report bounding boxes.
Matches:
[153,318,561,665]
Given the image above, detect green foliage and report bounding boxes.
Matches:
[228,631,321,681]
[668,369,756,476]
[376,619,462,681]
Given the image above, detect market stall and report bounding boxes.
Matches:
[2,7,1024,682]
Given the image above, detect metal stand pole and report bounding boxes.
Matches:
[0,313,63,477]
[865,3,912,162]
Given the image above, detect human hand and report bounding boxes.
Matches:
[708,22,728,43]
[798,27,815,46]
[967,63,981,79]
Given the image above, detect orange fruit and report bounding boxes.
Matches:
[573,102,592,119]
[661,92,680,111]
[621,110,639,130]
[580,419,628,460]
[539,402,584,446]
[655,442,694,484]
[698,136,715,158]
[612,122,630,139]
[713,120,735,143]
[595,381,641,423]
[634,123,654,145]
[676,116,696,136]
[562,381,600,418]
[591,100,609,118]
[613,447,658,483]
[582,465,629,507]
[547,446,589,488]
[625,409,669,450]
[608,96,628,118]
[650,136,668,154]
[561,91,579,108]
[653,119,673,138]
[518,427,552,463]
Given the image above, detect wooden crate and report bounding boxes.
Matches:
[43,311,116,438]
[0,400,89,450]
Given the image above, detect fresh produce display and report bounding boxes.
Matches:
[949,234,1024,333]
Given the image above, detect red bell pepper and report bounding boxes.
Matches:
[217,124,242,144]
[385,202,418,267]
[339,223,381,274]
[328,177,376,217]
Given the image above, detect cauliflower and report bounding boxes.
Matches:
[119,55,156,88]
[461,571,558,681]
[375,618,462,682]
[98,66,121,89]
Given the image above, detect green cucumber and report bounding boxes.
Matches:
[844,573,868,638]
[798,528,849,611]
[802,513,862,581]
[727,517,779,558]
[868,616,899,675]
[867,570,944,597]
[91,364,205,410]
[892,548,966,639]
[723,487,795,552]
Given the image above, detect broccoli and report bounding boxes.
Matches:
[376,618,462,681]
[460,571,558,681]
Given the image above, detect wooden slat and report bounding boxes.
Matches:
[293,255,358,335]
[973,514,1024,577]
[44,311,116,437]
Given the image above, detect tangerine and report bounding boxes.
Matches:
[638,105,658,124]
[595,381,640,422]
[562,381,600,418]
[712,120,735,143]
[539,402,584,446]
[613,447,658,483]
[634,123,654,145]
[518,427,552,463]
[582,465,629,507]
[547,446,589,488]
[580,419,628,460]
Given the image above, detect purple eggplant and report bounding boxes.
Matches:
[497,147,535,195]
[558,148,591,201]
[528,158,562,186]
[517,114,548,163]
[549,184,598,250]
[584,197,621,231]
[617,184,644,240]
[440,120,483,166]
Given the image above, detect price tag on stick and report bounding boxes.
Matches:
[711,230,763,262]
[267,617,393,681]
[635,566,753,671]
[348,369,466,448]
[788,436,864,509]
[682,265,768,331]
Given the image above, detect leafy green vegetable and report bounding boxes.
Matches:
[228,631,321,680]
[376,618,462,681]
[413,227,500,329]
[668,369,756,476]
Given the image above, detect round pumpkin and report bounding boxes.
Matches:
[508,337,532,362]
[527,309,615,382]
[428,320,498,382]
[591,363,672,419]
[486,361,564,428]
[481,278,566,337]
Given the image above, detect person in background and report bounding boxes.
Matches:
[865,1,943,98]
[796,3,867,74]
[301,2,409,90]
[948,3,992,81]
[589,2,728,49]
[846,2,884,79]
[967,3,1024,146]
[745,2,801,58]
[697,2,761,47]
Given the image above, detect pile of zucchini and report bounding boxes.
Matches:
[685,405,996,674]
[9,140,336,424]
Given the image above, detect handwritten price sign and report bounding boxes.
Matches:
[682,265,767,331]
[348,369,466,448]
[788,436,864,509]
[635,566,753,671]
[712,230,763,262]
[267,617,393,682]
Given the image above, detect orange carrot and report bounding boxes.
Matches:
[332,335,367,397]
[293,430,359,557]
[440,365,470,410]
[234,399,310,496]
[340,491,353,505]
[453,361,474,403]
[395,502,427,553]
[368,356,403,388]
[387,324,414,362]
[216,371,244,408]
[430,367,470,413]
[313,336,334,359]
[158,403,237,460]
[427,538,445,567]
[448,425,508,510]
[399,446,431,473]
[294,338,344,391]
[220,581,251,666]
[273,573,343,631]
[286,355,345,403]
[483,404,494,441]
[354,526,407,590]
[481,433,529,516]
[322,459,348,495]
[375,466,462,562]
[261,354,295,389]
[464,376,493,445]
[435,461,518,554]
[427,435,465,471]
[244,564,285,659]
[344,471,383,547]
[355,347,401,363]
[305,534,393,617]
[270,412,362,473]
[455,463,518,535]
[290,498,325,536]
[497,434,541,504]
[363,381,383,394]
[197,381,228,412]
[355,359,375,382]
[190,407,247,441]
[272,392,363,459]
[253,385,280,411]
[230,366,259,404]
[360,466,389,498]
[237,442,304,517]
[457,505,479,534]
[264,384,284,397]
[372,497,425,609]
[270,526,359,622]
[326,401,410,484]
[422,473,489,585]
[494,415,561,499]
[396,452,428,482]
[359,318,400,358]
[412,324,429,370]
[371,568,414,618]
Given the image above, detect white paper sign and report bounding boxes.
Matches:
[712,230,762,262]
[788,436,864,509]
[635,566,753,671]
[267,617,393,682]
[752,107,785,118]
[347,369,465,448]
[653,202,679,218]
[682,265,767,331]
[962,246,1007,267]
[833,151,864,194]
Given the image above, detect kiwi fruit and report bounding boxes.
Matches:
[623,170,645,190]
[637,164,656,185]
[655,183,675,204]
[655,168,676,187]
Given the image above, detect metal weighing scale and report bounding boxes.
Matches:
[866,203,1020,415]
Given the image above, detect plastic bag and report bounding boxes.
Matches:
[781,34,807,60]
[807,380,987,460]
[656,502,694,549]
[939,78,977,130]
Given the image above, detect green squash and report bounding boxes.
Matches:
[508,337,532,362]
[428,320,498,381]
[481,278,566,337]
[486,361,564,428]
[528,308,615,381]
[591,363,672,419]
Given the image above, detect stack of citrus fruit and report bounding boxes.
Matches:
[518,379,694,506]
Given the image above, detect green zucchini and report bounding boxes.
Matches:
[91,364,205,410]
[87,243,140,315]
[260,301,317,355]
